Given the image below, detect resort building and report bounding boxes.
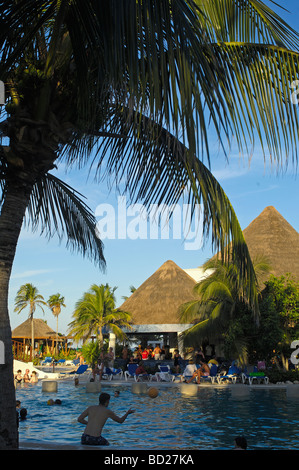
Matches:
[116,206,299,354]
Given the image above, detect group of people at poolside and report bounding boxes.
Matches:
[91,347,115,381]
[14,368,38,385]
[125,343,172,362]
[89,343,220,384]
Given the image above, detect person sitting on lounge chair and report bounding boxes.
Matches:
[135,361,150,381]
[186,361,210,384]
[180,361,198,382]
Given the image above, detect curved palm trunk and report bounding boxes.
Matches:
[98,326,104,352]
[30,310,34,361]
[0,176,35,449]
[53,307,61,355]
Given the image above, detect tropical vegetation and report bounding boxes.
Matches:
[250,274,299,369]
[0,0,299,448]
[180,267,299,371]
[68,283,132,350]
[179,256,271,364]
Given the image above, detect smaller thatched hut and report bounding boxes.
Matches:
[12,318,64,360]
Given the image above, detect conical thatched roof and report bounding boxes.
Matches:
[12,318,57,339]
[242,206,299,281]
[119,260,197,325]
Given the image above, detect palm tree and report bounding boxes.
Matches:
[47,293,66,355]
[179,256,271,362]
[14,283,47,357]
[68,284,132,350]
[0,0,298,449]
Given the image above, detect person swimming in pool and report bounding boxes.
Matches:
[77,392,135,446]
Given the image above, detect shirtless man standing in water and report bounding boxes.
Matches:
[78,392,135,446]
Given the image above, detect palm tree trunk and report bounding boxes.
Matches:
[56,314,58,356]
[98,328,104,352]
[0,176,35,449]
[30,311,34,361]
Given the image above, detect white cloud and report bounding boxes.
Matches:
[11,269,55,280]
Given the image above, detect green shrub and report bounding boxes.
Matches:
[266,369,299,383]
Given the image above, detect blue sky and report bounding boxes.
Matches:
[8,0,299,337]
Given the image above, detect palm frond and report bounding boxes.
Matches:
[24,172,105,269]
[2,0,299,168]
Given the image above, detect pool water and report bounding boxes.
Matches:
[16,382,299,450]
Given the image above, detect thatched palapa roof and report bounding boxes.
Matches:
[12,318,57,339]
[242,206,299,281]
[119,260,197,325]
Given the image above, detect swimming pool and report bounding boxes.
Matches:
[16,381,299,450]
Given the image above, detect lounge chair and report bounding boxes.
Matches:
[124,363,138,381]
[200,364,218,384]
[156,364,172,382]
[216,365,241,384]
[73,364,89,377]
[41,357,52,365]
[104,367,123,381]
[241,366,269,385]
[57,359,66,366]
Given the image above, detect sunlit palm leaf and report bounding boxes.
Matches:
[2,0,299,167]
[25,173,105,269]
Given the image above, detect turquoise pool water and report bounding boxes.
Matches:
[16,382,299,450]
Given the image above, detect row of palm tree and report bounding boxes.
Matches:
[14,282,132,357]
[14,283,65,355]
[1,0,299,449]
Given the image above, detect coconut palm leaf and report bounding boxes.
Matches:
[68,284,132,346]
[180,256,271,349]
[14,283,47,317]
[24,172,105,269]
[1,0,299,168]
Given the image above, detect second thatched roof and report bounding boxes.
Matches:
[119,260,197,325]
[242,206,299,281]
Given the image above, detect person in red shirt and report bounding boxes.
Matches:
[142,349,149,360]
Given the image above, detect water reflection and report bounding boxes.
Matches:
[16,383,299,450]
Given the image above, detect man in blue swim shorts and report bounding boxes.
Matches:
[78,392,135,446]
